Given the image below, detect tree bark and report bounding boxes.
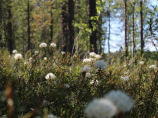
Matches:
[50,0,53,42]
[124,0,128,60]
[8,0,13,54]
[132,2,135,58]
[62,0,69,52]
[68,0,75,55]
[0,0,2,48]
[140,0,144,55]
[88,0,97,53]
[27,0,31,50]
[108,3,110,54]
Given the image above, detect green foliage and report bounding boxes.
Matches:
[0,48,158,117]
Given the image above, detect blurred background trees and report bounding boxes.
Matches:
[0,0,158,58]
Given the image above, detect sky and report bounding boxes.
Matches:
[104,0,158,53]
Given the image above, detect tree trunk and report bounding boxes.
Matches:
[0,0,2,48]
[50,0,53,43]
[124,0,128,60]
[68,0,75,55]
[62,0,69,52]
[140,0,144,55]
[27,0,31,50]
[88,0,97,53]
[132,2,135,58]
[8,0,13,54]
[108,3,110,54]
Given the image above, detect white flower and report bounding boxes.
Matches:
[29,57,33,62]
[81,65,91,72]
[90,79,99,85]
[45,73,56,80]
[90,52,96,57]
[84,98,117,118]
[61,51,65,54]
[94,60,106,70]
[139,61,144,65]
[48,114,57,118]
[95,54,101,59]
[14,53,23,61]
[44,57,47,61]
[104,90,134,112]
[39,42,47,48]
[34,51,39,55]
[64,84,70,88]
[86,72,91,78]
[124,70,129,75]
[50,43,56,47]
[12,50,17,54]
[121,76,129,81]
[42,100,50,107]
[83,58,91,63]
[149,65,157,70]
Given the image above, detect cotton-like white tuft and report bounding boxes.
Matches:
[50,43,56,47]
[104,90,134,112]
[81,65,91,72]
[149,65,157,70]
[94,60,106,70]
[39,42,47,48]
[14,53,23,61]
[45,73,56,80]
[84,98,117,118]
[12,50,17,54]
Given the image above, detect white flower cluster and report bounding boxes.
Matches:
[90,52,96,57]
[50,43,56,47]
[85,90,134,118]
[34,51,39,55]
[121,76,129,81]
[139,61,144,65]
[12,50,17,54]
[45,73,56,80]
[85,98,117,118]
[90,52,101,59]
[81,65,91,72]
[85,72,91,78]
[44,57,47,61]
[149,65,157,70]
[83,58,91,63]
[39,42,47,48]
[14,53,23,61]
[104,90,134,112]
[94,60,106,70]
[90,79,99,85]
[48,114,57,118]
[61,51,65,55]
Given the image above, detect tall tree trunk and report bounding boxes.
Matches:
[0,0,2,48]
[27,0,31,50]
[108,3,110,54]
[140,0,144,55]
[50,0,53,43]
[62,0,69,52]
[88,0,97,53]
[68,0,75,55]
[8,0,13,54]
[132,2,135,58]
[97,15,102,54]
[124,0,128,60]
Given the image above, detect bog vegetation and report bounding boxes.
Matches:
[0,0,158,118]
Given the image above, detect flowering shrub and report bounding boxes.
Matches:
[0,47,157,118]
